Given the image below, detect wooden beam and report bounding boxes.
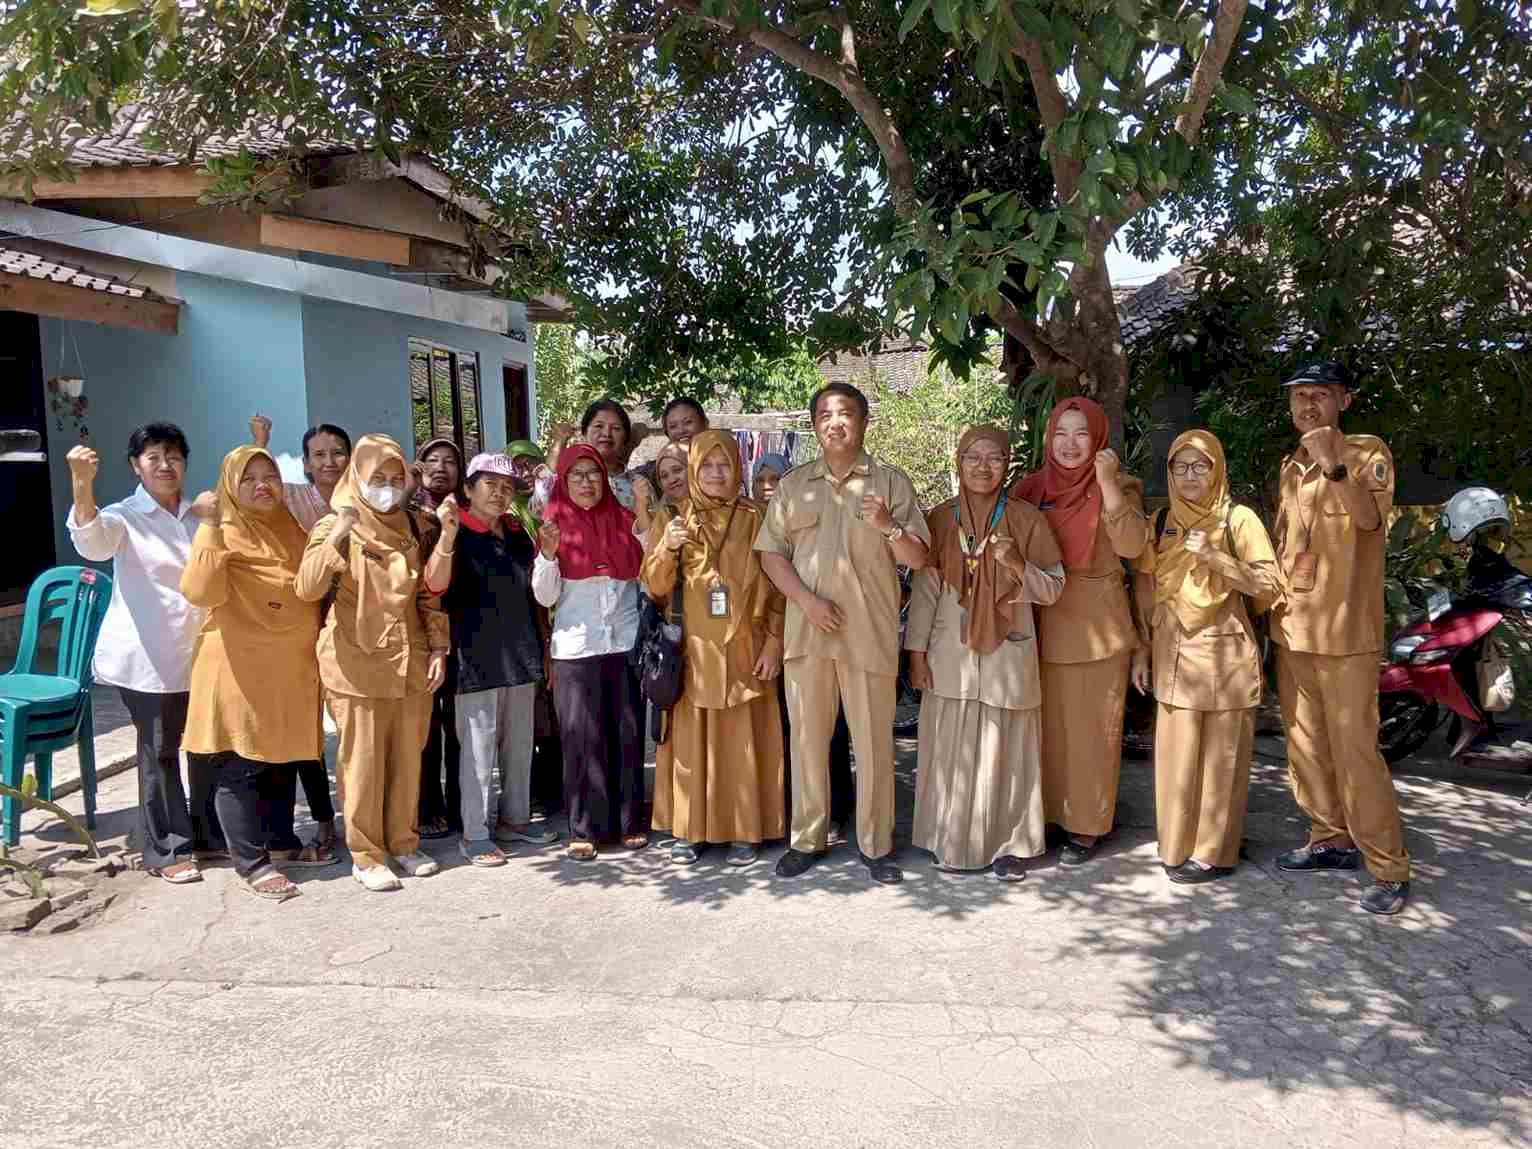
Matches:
[2,166,218,200]
[260,212,412,266]
[0,274,179,335]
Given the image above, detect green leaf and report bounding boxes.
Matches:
[1014,2,1052,40]
[933,0,955,36]
[1035,212,1059,248]
[1221,82,1256,116]
[976,33,999,87]
[1115,0,1141,25]
[898,0,933,42]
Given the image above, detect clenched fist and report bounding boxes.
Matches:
[249,414,273,449]
[1093,448,1121,488]
[66,445,99,486]
[538,521,561,559]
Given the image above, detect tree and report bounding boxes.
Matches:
[4,0,1526,444]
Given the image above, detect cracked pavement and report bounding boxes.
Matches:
[3,733,1530,1148]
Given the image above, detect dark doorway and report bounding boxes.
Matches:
[503,362,530,444]
[0,311,55,605]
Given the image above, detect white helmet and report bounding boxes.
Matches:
[1441,486,1511,543]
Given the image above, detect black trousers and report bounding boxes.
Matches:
[553,654,644,842]
[296,758,335,825]
[416,688,462,831]
[118,688,198,870]
[192,752,287,880]
[778,677,854,830]
[266,763,315,852]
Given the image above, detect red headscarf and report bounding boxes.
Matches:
[1013,396,1109,570]
[543,443,643,581]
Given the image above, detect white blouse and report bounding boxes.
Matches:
[531,554,640,661]
[65,485,206,693]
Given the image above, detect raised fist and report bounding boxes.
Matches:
[249,414,273,449]
[66,445,99,485]
[1093,448,1121,487]
[538,521,561,559]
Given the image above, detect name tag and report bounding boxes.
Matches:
[708,582,731,619]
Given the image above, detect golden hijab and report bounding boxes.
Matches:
[1155,429,1235,633]
[328,434,422,651]
[928,425,1040,655]
[673,429,755,646]
[215,445,309,585]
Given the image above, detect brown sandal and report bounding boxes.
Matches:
[151,859,202,884]
[567,841,597,862]
[270,845,338,869]
[243,871,299,901]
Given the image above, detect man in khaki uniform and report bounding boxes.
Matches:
[1270,361,1411,915]
[755,382,930,884]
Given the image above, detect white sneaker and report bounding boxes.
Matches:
[352,863,402,892]
[394,851,440,878]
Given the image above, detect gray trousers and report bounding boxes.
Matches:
[455,683,537,842]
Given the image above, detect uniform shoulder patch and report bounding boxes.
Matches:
[1373,459,1389,483]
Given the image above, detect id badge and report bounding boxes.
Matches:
[708,581,731,619]
[1289,551,1318,593]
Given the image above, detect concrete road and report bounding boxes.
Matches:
[2,735,1530,1149]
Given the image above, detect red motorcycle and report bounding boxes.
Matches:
[1379,543,1532,765]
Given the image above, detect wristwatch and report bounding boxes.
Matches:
[1324,462,1349,482]
[882,523,905,543]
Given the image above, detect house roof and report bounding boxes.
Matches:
[48,104,355,169]
[0,242,181,334]
[0,245,166,300]
[1115,264,1202,348]
[817,337,930,393]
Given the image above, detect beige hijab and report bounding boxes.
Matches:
[1155,429,1235,633]
[328,434,422,651]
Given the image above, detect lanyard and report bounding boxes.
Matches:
[697,500,742,581]
[956,492,1006,578]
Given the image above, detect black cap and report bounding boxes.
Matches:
[1283,360,1353,389]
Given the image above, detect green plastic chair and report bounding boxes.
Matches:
[1,566,113,846]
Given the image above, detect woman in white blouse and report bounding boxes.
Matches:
[64,424,215,884]
[532,443,646,861]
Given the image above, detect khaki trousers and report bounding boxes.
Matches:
[1277,648,1410,881]
[1154,704,1253,868]
[329,693,432,869]
[784,656,896,858]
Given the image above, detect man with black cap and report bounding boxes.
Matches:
[1270,360,1410,915]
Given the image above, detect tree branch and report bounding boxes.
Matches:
[670,0,918,218]
[1090,0,1248,251]
[1013,34,1080,200]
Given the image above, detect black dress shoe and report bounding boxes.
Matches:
[1057,837,1098,867]
[1360,879,1410,916]
[993,855,1027,882]
[775,848,824,878]
[1275,842,1361,872]
[860,852,903,884]
[1167,859,1235,885]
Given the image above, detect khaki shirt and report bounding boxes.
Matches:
[1135,505,1281,711]
[295,517,450,700]
[753,452,930,676]
[1271,435,1393,656]
[1034,480,1150,664]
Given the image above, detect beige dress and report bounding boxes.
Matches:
[907,537,1065,870]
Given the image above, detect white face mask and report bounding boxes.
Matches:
[362,483,405,513]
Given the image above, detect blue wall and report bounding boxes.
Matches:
[42,272,308,567]
[300,296,522,457]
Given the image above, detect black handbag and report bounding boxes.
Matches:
[635,547,686,711]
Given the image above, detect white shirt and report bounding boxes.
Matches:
[66,485,205,693]
[531,554,640,660]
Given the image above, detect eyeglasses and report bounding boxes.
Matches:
[566,468,604,485]
[1170,461,1213,477]
[961,453,1008,467]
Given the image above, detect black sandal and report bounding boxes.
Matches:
[1057,837,1098,867]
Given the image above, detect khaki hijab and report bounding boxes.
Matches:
[672,429,758,647]
[215,445,309,583]
[1155,429,1235,633]
[328,434,422,651]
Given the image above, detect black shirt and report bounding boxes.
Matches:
[444,516,544,694]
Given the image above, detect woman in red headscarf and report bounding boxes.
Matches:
[532,443,648,861]
[1013,398,1150,866]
